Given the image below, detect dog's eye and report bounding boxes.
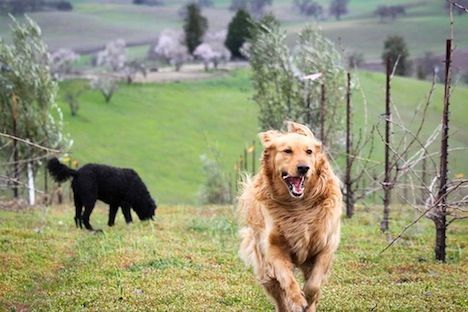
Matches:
[283,149,292,154]
[306,149,312,155]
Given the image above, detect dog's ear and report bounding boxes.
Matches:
[258,130,281,148]
[314,141,322,153]
[286,121,315,138]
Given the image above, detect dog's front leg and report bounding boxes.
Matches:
[267,233,307,312]
[302,250,334,312]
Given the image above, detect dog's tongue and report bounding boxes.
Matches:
[290,177,303,194]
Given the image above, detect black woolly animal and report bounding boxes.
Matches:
[47,157,157,231]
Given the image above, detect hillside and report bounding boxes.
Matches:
[58,70,258,204]
[0,0,466,62]
[57,69,468,204]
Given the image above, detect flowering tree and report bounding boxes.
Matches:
[49,48,79,80]
[96,39,126,72]
[193,31,231,71]
[151,30,192,71]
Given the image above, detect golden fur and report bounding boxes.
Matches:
[238,122,342,312]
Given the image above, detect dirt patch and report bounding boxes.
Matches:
[133,61,249,84]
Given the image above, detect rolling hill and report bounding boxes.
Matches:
[0,0,466,62]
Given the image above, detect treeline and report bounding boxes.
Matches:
[0,0,73,15]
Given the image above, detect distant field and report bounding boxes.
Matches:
[53,69,468,205]
[0,0,466,61]
[0,204,466,311]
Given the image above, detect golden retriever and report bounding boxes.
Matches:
[238,122,342,312]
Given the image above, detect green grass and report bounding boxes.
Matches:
[0,204,466,311]
[57,70,258,204]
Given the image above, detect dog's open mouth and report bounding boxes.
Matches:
[282,173,305,198]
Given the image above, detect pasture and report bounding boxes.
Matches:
[0,204,466,311]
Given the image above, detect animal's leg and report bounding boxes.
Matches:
[122,204,133,224]
[82,200,97,231]
[261,278,289,312]
[267,233,307,312]
[301,251,334,312]
[108,204,118,227]
[73,195,83,229]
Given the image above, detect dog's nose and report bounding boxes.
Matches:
[297,165,310,175]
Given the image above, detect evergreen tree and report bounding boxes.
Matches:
[382,35,411,76]
[225,9,252,59]
[183,3,208,54]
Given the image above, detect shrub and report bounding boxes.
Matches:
[198,152,231,205]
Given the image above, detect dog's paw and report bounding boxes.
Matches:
[287,294,308,312]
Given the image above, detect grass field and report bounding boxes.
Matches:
[55,69,468,205]
[0,204,466,311]
[1,0,466,61]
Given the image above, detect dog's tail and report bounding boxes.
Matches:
[47,157,77,183]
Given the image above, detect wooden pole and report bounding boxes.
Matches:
[381,56,392,233]
[345,73,353,218]
[12,93,19,198]
[243,148,248,171]
[320,84,326,146]
[252,140,256,174]
[434,39,452,262]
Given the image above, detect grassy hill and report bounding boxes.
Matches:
[0,0,466,61]
[56,69,468,205]
[0,204,466,310]
[58,70,258,204]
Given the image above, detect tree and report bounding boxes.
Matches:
[90,75,118,103]
[225,9,252,59]
[247,16,345,149]
[62,81,87,116]
[294,0,323,18]
[416,52,441,81]
[151,30,192,71]
[194,31,231,71]
[374,5,406,22]
[183,3,208,54]
[329,0,349,20]
[346,51,364,69]
[96,39,126,72]
[122,60,147,84]
[49,48,79,80]
[382,35,411,76]
[0,16,70,197]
